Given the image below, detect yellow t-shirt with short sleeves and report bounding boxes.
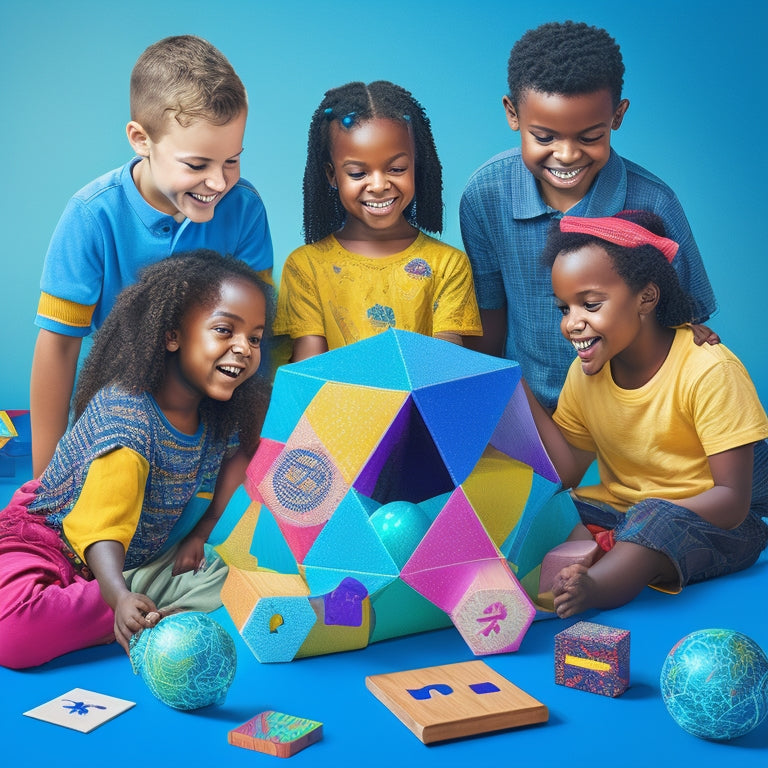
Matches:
[553,327,768,511]
[273,232,482,348]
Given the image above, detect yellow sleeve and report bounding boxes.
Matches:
[429,245,482,337]
[36,291,96,330]
[63,447,150,561]
[273,247,326,339]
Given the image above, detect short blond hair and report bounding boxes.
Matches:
[130,35,247,138]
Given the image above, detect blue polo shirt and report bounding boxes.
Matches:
[36,157,273,336]
[460,148,716,409]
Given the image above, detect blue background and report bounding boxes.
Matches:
[0,0,766,407]
[1,1,766,766]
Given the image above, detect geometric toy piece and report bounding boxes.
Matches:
[366,660,548,744]
[230,329,566,661]
[228,710,323,757]
[368,578,452,644]
[538,539,601,597]
[221,567,315,664]
[660,628,768,741]
[461,446,533,549]
[449,561,536,655]
[129,613,237,710]
[294,589,371,659]
[323,576,368,626]
[554,621,630,697]
[0,411,18,451]
[399,487,502,613]
[294,584,372,660]
[23,688,136,733]
[490,378,559,483]
[243,594,319,663]
[302,488,397,596]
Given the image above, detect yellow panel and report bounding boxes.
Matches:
[304,383,408,483]
[565,654,611,672]
[295,596,372,658]
[462,445,533,547]
[214,501,261,570]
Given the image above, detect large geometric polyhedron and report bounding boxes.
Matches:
[220,329,579,661]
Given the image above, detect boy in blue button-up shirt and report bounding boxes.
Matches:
[460,21,716,411]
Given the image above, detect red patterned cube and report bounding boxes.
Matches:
[554,621,630,697]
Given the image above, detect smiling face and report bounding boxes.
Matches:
[504,89,628,213]
[163,277,266,408]
[127,110,246,223]
[551,244,654,378]
[325,117,416,242]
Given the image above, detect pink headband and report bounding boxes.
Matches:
[559,215,679,263]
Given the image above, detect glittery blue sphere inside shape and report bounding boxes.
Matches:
[370,501,431,570]
[660,628,768,741]
[130,612,237,711]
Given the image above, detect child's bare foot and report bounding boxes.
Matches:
[551,564,599,618]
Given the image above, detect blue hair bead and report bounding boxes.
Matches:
[324,107,333,117]
[341,112,356,128]
[403,114,411,121]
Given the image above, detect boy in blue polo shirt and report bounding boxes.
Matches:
[460,21,717,411]
[30,35,273,475]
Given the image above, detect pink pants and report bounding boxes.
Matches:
[0,481,115,669]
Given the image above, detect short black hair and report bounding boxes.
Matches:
[303,80,443,243]
[507,21,624,108]
[542,211,697,327]
[74,250,274,452]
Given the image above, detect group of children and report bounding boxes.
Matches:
[0,21,765,670]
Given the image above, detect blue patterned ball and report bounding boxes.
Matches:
[130,612,237,711]
[660,628,768,741]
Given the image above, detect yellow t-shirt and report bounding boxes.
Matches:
[273,232,482,347]
[553,327,768,511]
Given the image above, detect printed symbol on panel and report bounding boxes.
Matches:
[407,684,453,700]
[61,699,108,716]
[272,448,333,512]
[476,601,508,637]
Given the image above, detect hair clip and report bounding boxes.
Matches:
[341,112,356,128]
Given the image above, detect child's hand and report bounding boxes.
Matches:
[172,534,207,577]
[113,591,159,654]
[688,322,720,346]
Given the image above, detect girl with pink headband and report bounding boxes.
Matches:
[525,210,768,618]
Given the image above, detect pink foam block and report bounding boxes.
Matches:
[538,539,601,596]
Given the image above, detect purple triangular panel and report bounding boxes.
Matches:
[489,381,559,484]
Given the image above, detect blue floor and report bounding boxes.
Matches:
[2,442,767,767]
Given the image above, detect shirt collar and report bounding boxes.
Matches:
[121,157,183,234]
[510,148,628,219]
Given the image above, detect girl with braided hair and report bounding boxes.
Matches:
[274,80,481,361]
[0,251,273,668]
[525,211,768,618]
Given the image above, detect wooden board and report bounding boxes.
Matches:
[365,660,548,744]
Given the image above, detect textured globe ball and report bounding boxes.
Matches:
[370,500,432,570]
[660,628,768,741]
[130,612,237,711]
